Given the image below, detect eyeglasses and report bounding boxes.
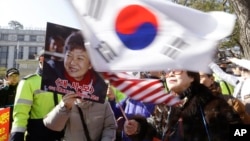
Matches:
[165,70,183,77]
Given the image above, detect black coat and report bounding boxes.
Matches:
[0,84,18,132]
[0,84,18,107]
[128,83,242,141]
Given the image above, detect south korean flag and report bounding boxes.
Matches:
[71,0,236,73]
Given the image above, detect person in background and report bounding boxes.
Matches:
[46,35,65,67]
[209,58,250,114]
[231,64,242,77]
[213,61,235,96]
[105,79,126,103]
[107,71,165,141]
[107,85,155,141]
[199,71,250,124]
[0,68,20,131]
[124,69,242,141]
[43,31,117,141]
[48,35,65,58]
[43,35,64,78]
[0,68,20,107]
[199,71,221,96]
[9,50,64,141]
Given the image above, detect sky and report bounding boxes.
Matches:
[0,0,82,29]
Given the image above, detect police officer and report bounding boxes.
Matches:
[0,68,20,131]
[0,68,20,107]
[9,50,64,141]
[212,62,234,95]
[214,73,234,95]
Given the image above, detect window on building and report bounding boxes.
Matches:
[9,35,17,41]
[15,46,23,59]
[17,35,25,41]
[0,46,8,67]
[37,36,45,42]
[1,34,8,41]
[13,46,23,68]
[30,35,37,41]
[29,47,37,59]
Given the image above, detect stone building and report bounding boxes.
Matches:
[0,26,45,78]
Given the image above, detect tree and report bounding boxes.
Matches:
[171,0,243,58]
[8,20,23,30]
[229,0,250,59]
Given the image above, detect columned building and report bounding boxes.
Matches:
[0,27,46,78]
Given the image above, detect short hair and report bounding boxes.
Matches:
[49,35,64,43]
[64,31,85,52]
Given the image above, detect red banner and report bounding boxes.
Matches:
[0,107,10,141]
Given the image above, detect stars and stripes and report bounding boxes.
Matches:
[102,72,180,105]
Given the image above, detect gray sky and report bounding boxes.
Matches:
[0,0,82,29]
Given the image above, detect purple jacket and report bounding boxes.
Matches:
[109,97,155,141]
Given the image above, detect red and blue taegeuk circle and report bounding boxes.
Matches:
[115,5,158,50]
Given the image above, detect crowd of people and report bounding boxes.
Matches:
[1,27,250,141]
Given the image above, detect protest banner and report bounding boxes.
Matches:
[0,107,10,141]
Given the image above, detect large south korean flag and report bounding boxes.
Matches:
[71,0,236,73]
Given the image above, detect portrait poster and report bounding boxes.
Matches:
[41,22,108,103]
[0,107,10,141]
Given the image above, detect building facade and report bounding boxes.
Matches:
[0,27,46,78]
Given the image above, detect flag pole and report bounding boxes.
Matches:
[107,82,128,121]
[16,41,19,68]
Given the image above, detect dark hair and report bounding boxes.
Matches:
[187,71,200,84]
[206,74,213,78]
[49,35,64,43]
[64,31,85,52]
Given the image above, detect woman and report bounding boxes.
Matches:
[124,70,242,141]
[43,31,117,141]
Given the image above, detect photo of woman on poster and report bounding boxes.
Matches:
[41,22,107,103]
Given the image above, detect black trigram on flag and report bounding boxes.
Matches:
[85,0,106,20]
[162,37,189,59]
[96,41,117,63]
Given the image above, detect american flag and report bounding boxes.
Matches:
[102,72,180,105]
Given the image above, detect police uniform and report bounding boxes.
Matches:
[213,73,234,95]
[10,73,64,141]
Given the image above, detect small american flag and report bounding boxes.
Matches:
[102,72,180,105]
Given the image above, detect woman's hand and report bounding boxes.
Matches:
[124,119,140,135]
[62,93,81,110]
